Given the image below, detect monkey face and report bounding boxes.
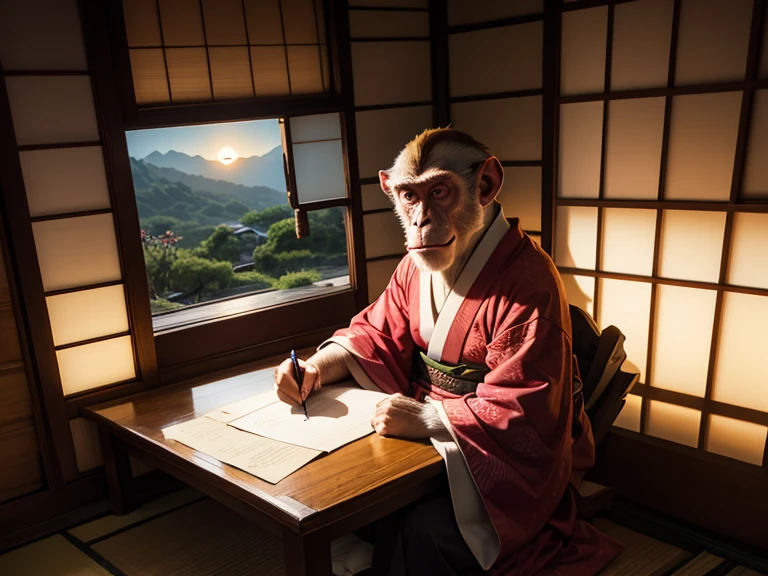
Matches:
[389,169,485,272]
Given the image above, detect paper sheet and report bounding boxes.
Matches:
[229,384,389,452]
[204,389,280,423]
[162,417,321,484]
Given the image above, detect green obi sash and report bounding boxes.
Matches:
[417,351,489,396]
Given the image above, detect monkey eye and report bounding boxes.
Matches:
[402,191,417,203]
[430,186,447,198]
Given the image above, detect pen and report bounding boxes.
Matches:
[290,349,309,420]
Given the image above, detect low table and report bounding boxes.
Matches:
[82,352,445,576]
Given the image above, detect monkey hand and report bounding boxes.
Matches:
[274,357,321,406]
[371,394,446,439]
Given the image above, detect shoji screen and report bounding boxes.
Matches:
[554,0,768,468]
[349,0,433,302]
[448,1,544,245]
[121,0,330,104]
[1,0,141,476]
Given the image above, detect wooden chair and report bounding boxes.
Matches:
[569,305,640,518]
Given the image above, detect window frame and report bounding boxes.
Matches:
[87,0,368,387]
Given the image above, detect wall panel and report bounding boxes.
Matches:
[498,167,541,232]
[561,7,607,95]
[558,102,603,198]
[352,42,431,106]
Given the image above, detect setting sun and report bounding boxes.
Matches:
[217,146,239,165]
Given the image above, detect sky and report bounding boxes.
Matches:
[125,118,282,161]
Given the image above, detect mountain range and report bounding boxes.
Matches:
[143,145,286,192]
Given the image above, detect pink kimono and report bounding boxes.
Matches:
[324,207,622,575]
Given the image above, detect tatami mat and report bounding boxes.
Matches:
[672,552,725,575]
[92,498,285,576]
[0,534,111,576]
[68,487,203,543]
[594,518,692,576]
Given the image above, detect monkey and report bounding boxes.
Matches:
[274,128,620,575]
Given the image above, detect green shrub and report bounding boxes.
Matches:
[229,270,276,290]
[170,256,233,302]
[274,269,322,290]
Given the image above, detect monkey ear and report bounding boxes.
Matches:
[476,156,504,206]
[379,170,394,198]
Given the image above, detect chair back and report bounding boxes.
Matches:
[569,305,639,445]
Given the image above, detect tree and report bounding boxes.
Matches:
[200,225,241,263]
[241,204,293,231]
[141,229,181,298]
[170,256,233,302]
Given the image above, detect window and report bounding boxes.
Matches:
[125,116,350,332]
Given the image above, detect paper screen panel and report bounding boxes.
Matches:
[250,47,290,96]
[646,400,701,448]
[32,214,123,292]
[46,285,129,347]
[712,292,768,413]
[352,42,431,107]
[651,285,716,397]
[20,147,111,217]
[123,0,162,47]
[130,49,171,105]
[604,97,665,200]
[743,90,768,198]
[658,210,725,283]
[292,141,346,203]
[350,11,429,38]
[57,336,136,396]
[364,212,405,259]
[0,0,87,70]
[665,92,741,201]
[450,97,541,161]
[165,48,211,102]
[554,206,598,270]
[287,46,323,94]
[209,48,254,100]
[5,76,99,146]
[706,415,767,466]
[600,208,656,276]
[201,0,247,45]
[367,258,401,303]
[675,0,751,85]
[157,0,205,46]
[598,278,652,382]
[244,0,284,45]
[497,167,541,232]
[447,0,542,26]
[355,106,432,178]
[362,184,392,212]
[611,0,673,91]
[728,213,768,290]
[561,7,607,95]
[560,274,595,317]
[290,113,340,143]
[281,0,318,44]
[558,102,603,198]
[449,22,542,98]
[613,394,642,432]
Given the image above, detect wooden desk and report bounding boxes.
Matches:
[82,353,444,576]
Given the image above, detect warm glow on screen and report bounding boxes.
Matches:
[658,210,726,283]
[712,292,768,413]
[706,414,767,466]
[46,285,129,347]
[560,273,595,316]
[600,208,656,276]
[646,400,701,448]
[728,212,768,290]
[651,285,716,397]
[598,278,651,382]
[554,206,598,270]
[613,393,642,432]
[57,336,136,396]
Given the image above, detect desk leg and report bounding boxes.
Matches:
[99,429,135,515]
[282,528,332,576]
